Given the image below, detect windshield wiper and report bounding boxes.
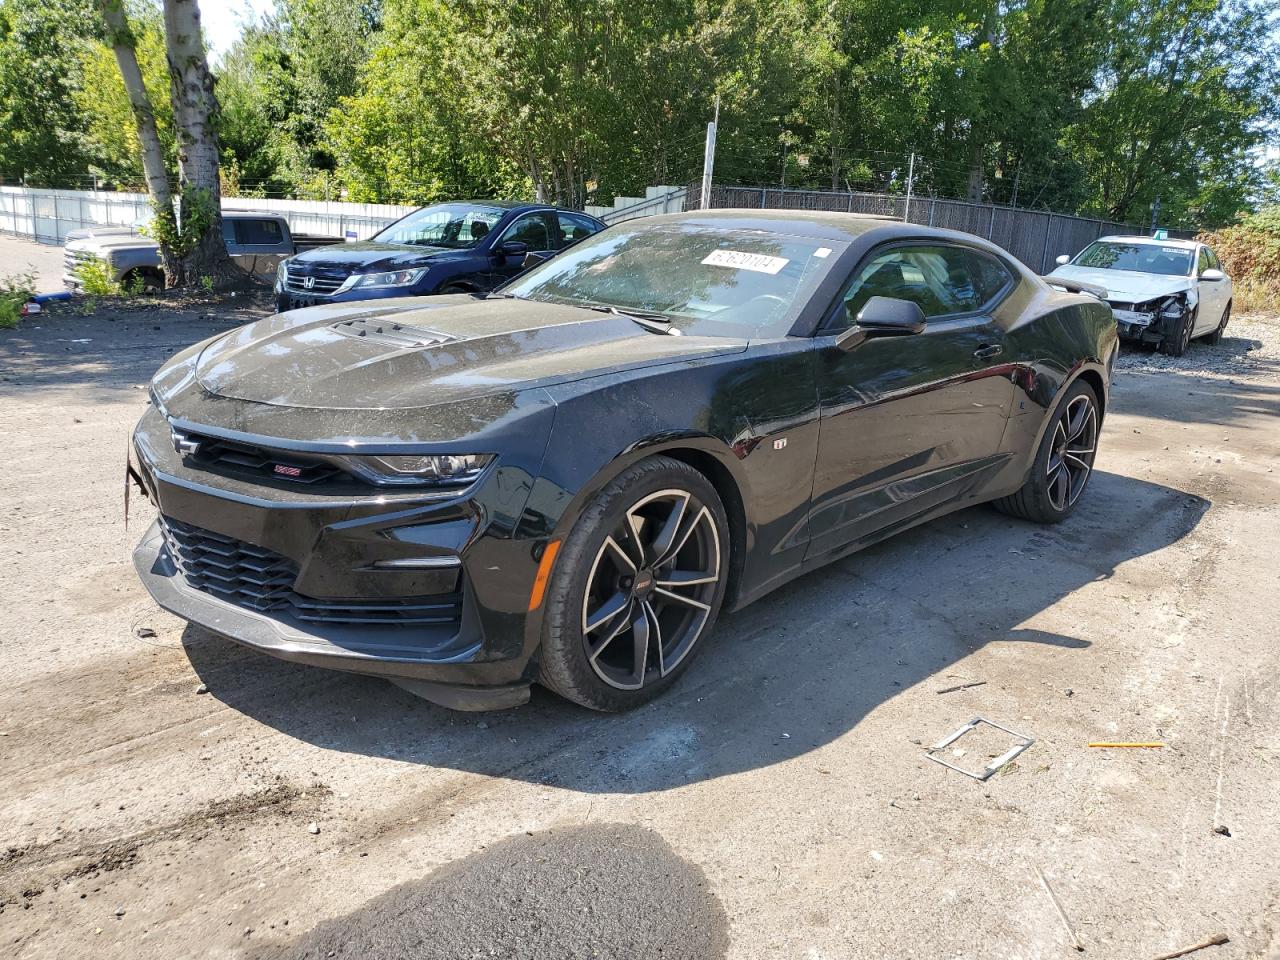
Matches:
[587,304,681,336]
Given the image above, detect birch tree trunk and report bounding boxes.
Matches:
[162,0,244,288]
[97,0,178,282]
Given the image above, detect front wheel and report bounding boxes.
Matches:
[537,456,730,711]
[1159,306,1196,356]
[993,380,1100,524]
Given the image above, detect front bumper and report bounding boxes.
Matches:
[133,520,528,709]
[129,405,550,709]
[274,284,422,313]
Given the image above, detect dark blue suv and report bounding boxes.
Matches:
[275,201,606,312]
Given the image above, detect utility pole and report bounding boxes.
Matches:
[903,152,916,222]
[699,94,719,211]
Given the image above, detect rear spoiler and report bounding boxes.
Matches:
[1042,276,1108,300]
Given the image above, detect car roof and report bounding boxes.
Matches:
[1094,234,1199,250]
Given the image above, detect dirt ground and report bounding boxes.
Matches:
[1,282,1278,960]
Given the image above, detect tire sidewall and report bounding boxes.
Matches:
[537,456,730,711]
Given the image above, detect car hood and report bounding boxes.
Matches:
[1047,265,1194,302]
[187,296,746,411]
[67,234,159,256]
[289,240,460,272]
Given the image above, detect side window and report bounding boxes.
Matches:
[221,220,236,243]
[1205,247,1221,270]
[501,213,551,250]
[555,213,599,249]
[1197,247,1212,275]
[834,244,1012,329]
[235,218,283,246]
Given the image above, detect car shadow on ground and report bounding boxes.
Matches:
[1114,364,1280,430]
[182,470,1208,794]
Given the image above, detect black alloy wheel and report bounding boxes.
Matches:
[581,489,721,691]
[994,380,1100,524]
[1044,393,1098,513]
[537,456,729,711]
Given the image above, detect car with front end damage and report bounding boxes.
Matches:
[1047,235,1232,356]
[130,210,1117,713]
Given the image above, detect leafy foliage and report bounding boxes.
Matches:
[2,0,1278,231]
[0,270,34,328]
[1198,204,1280,311]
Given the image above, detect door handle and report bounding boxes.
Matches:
[973,344,1003,360]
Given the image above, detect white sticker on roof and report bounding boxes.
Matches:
[814,247,832,258]
[701,249,789,274]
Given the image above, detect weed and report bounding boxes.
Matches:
[0,271,36,329]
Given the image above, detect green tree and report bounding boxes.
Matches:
[1068,0,1280,226]
[0,0,95,186]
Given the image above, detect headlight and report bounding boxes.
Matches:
[350,268,425,290]
[341,453,493,486]
[275,260,288,290]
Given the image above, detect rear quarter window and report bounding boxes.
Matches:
[234,219,284,245]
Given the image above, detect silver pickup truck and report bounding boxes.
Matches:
[62,211,341,291]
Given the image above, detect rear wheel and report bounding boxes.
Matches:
[1202,301,1230,345]
[1159,306,1196,357]
[438,282,473,295]
[993,380,1100,524]
[537,456,729,711]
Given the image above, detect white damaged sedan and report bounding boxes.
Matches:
[1048,235,1232,356]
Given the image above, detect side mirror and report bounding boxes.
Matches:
[1055,254,1071,266]
[836,296,926,351]
[1199,268,1225,281]
[498,240,529,258]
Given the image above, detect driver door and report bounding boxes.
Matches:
[805,242,1016,563]
[485,212,557,289]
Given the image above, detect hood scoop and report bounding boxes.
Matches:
[330,316,456,349]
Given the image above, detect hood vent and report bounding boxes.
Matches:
[330,316,456,349]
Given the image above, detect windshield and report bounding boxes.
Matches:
[503,223,845,338]
[373,203,506,249]
[1072,241,1193,277]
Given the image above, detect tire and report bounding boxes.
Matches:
[993,380,1100,524]
[537,456,730,711]
[122,268,163,294]
[439,283,473,295]
[1201,301,1230,345]
[1159,306,1196,356]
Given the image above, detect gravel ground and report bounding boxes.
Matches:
[1115,311,1280,381]
[1,296,1278,960]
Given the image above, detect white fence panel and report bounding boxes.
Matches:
[0,187,410,245]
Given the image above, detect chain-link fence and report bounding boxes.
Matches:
[690,183,1192,274]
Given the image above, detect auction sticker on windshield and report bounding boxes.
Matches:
[701,250,790,274]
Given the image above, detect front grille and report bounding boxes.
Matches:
[184,432,342,486]
[284,263,347,295]
[64,249,100,274]
[160,517,463,626]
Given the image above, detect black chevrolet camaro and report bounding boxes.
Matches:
[131,210,1117,712]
